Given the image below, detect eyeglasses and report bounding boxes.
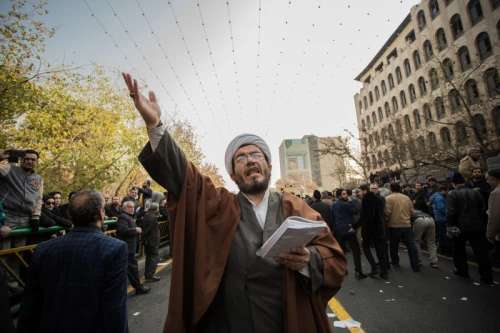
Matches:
[45,202,55,206]
[23,158,37,162]
[234,152,264,165]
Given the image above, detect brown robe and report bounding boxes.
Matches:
[139,130,347,333]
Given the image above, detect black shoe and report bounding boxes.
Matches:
[135,285,151,294]
[452,269,469,278]
[380,272,389,280]
[9,285,24,296]
[146,275,161,282]
[368,267,380,277]
[480,277,494,286]
[389,261,400,267]
[355,271,368,280]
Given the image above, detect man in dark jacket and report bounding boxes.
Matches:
[59,191,76,219]
[414,182,430,214]
[117,201,150,294]
[403,184,416,201]
[106,195,122,220]
[17,190,130,333]
[447,173,493,285]
[332,189,367,279]
[141,203,161,281]
[358,185,388,279]
[310,190,334,232]
[465,167,491,209]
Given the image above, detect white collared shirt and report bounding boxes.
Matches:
[241,189,270,229]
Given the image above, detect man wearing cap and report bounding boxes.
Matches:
[459,148,481,182]
[447,172,493,285]
[122,73,347,333]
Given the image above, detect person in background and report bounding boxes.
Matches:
[347,189,363,250]
[358,185,388,279]
[141,202,161,282]
[321,190,333,209]
[385,183,420,272]
[447,173,493,285]
[413,182,430,214]
[48,191,63,217]
[136,180,153,210]
[379,183,391,197]
[59,191,77,219]
[311,190,334,233]
[486,169,500,264]
[402,184,416,201]
[117,201,150,295]
[411,210,438,268]
[17,190,130,333]
[429,186,452,256]
[332,189,367,279]
[459,148,481,182]
[466,168,491,208]
[106,195,122,220]
[121,188,139,216]
[426,178,439,198]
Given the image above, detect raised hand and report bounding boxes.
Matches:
[122,72,162,129]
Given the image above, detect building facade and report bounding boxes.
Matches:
[278,135,344,193]
[353,0,500,180]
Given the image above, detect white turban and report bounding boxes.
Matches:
[225,133,272,174]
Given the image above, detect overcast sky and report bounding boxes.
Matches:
[4,0,415,191]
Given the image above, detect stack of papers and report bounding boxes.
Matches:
[256,216,327,259]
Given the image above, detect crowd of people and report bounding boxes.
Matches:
[302,154,499,285]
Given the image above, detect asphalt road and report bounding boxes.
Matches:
[127,247,500,333]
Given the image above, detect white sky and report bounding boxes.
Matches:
[3,0,416,191]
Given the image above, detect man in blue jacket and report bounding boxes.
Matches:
[17,190,130,333]
[429,186,452,256]
[332,189,367,279]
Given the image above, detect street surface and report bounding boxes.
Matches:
[127,247,500,332]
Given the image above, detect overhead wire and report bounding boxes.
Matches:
[196,0,232,135]
[226,0,243,128]
[168,1,222,137]
[255,0,262,124]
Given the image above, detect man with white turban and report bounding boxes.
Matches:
[123,73,347,333]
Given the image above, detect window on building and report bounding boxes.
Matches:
[392,96,399,112]
[382,128,387,144]
[396,120,403,136]
[493,0,500,10]
[484,67,500,97]
[449,89,461,112]
[429,0,440,19]
[382,80,387,95]
[359,101,363,113]
[364,96,368,110]
[369,135,374,149]
[378,107,384,122]
[424,103,433,125]
[441,127,452,147]
[400,90,408,108]
[404,115,412,131]
[369,156,374,170]
[493,106,500,136]
[474,114,488,140]
[375,87,380,100]
[455,121,468,144]
[458,46,472,71]
[372,111,377,126]
[414,109,422,129]
[424,40,434,62]
[367,116,372,129]
[375,132,380,146]
[385,102,391,118]
[468,0,484,25]
[384,150,391,167]
[428,131,437,149]
[442,58,454,79]
[361,119,366,131]
[476,32,493,60]
[396,67,403,84]
[435,97,446,119]
[465,79,480,104]
[378,151,383,167]
[436,28,448,51]
[417,136,426,152]
[388,124,395,138]
[450,14,464,39]
[404,59,412,77]
[413,50,422,70]
[369,92,374,105]
[429,68,440,90]
[418,76,427,96]
[409,84,417,103]
[418,10,427,30]
[389,74,395,89]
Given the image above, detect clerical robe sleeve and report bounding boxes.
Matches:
[296,245,324,295]
[139,127,187,199]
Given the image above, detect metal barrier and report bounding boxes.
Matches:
[1,218,169,314]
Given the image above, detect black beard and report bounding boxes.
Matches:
[236,174,271,195]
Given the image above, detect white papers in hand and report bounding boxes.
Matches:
[256,216,327,259]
